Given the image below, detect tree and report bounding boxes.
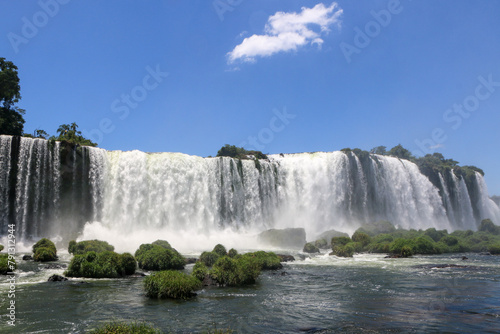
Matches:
[56,122,97,147]
[370,146,387,155]
[34,129,49,139]
[0,58,25,135]
[388,144,415,161]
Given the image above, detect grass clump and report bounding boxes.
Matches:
[88,320,162,334]
[65,251,136,278]
[33,238,57,262]
[69,239,114,255]
[240,251,283,270]
[134,244,184,271]
[144,270,201,299]
[210,256,261,286]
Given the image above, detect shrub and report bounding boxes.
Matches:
[227,248,238,258]
[389,238,416,255]
[352,231,371,246]
[89,321,162,334]
[331,244,354,257]
[478,219,500,235]
[210,256,261,286]
[33,238,57,253]
[0,254,16,275]
[0,244,4,252]
[68,239,114,255]
[303,242,320,253]
[33,247,57,262]
[400,246,413,257]
[241,251,282,270]
[488,244,500,255]
[144,270,202,299]
[192,262,209,281]
[314,238,328,249]
[65,251,136,278]
[119,253,137,275]
[199,251,219,267]
[152,239,173,250]
[440,235,458,246]
[331,236,351,248]
[135,244,184,271]
[424,228,448,242]
[213,244,227,257]
[414,236,440,255]
[32,238,57,262]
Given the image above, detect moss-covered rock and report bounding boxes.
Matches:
[65,251,136,278]
[68,239,114,255]
[33,238,57,262]
[0,244,4,252]
[331,243,355,257]
[303,242,320,253]
[33,247,57,262]
[314,238,328,249]
[134,244,184,271]
[144,270,202,299]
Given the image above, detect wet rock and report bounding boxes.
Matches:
[303,242,320,254]
[479,252,492,256]
[44,264,67,269]
[276,254,295,262]
[462,256,468,261]
[184,257,198,264]
[22,255,33,261]
[48,274,68,282]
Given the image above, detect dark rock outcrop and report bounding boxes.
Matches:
[48,274,68,282]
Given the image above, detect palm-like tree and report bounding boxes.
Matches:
[56,124,70,137]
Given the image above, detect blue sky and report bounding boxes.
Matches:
[1,0,500,194]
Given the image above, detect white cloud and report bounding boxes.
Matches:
[227,2,342,64]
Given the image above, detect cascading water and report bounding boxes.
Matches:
[0,136,498,251]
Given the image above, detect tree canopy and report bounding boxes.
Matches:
[0,57,25,135]
[216,144,268,160]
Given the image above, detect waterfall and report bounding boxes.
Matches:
[0,135,12,234]
[474,172,500,223]
[1,136,499,250]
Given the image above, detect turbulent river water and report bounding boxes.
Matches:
[1,251,499,333]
